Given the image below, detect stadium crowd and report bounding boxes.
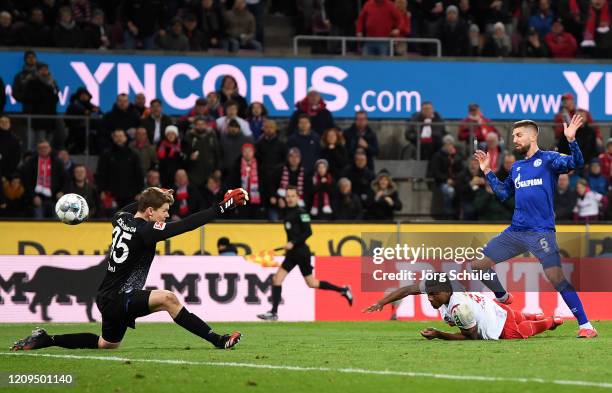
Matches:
[0,50,610,222]
[0,0,609,57]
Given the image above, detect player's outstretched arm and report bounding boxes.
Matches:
[475,149,514,201]
[362,284,420,313]
[553,114,585,173]
[420,327,479,340]
[145,189,249,243]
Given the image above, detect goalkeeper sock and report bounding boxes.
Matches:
[52,333,99,349]
[174,307,221,345]
[318,281,344,292]
[556,280,589,325]
[271,285,282,314]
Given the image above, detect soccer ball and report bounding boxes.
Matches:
[55,193,89,225]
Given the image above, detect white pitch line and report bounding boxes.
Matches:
[2,352,612,389]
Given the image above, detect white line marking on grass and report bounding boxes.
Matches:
[3,352,612,389]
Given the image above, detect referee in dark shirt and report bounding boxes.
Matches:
[258,186,353,321]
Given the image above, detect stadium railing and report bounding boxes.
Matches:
[292,35,443,57]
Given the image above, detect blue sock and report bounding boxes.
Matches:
[556,281,588,325]
[481,268,507,299]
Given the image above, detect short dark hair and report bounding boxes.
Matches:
[137,187,174,212]
[297,113,310,122]
[286,185,298,194]
[150,98,162,107]
[424,276,453,294]
[512,120,539,133]
[355,110,367,117]
[227,119,240,128]
[225,100,238,109]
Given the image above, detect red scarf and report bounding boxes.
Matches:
[35,156,52,197]
[489,148,499,172]
[297,96,327,117]
[240,157,261,204]
[279,165,304,200]
[157,139,181,159]
[584,1,610,41]
[175,185,189,216]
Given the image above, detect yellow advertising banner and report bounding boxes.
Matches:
[0,222,610,257]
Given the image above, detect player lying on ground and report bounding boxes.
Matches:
[472,114,597,338]
[363,278,562,340]
[11,187,248,351]
[257,186,353,321]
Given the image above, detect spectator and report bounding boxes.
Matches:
[482,0,511,30]
[65,87,100,154]
[428,134,464,218]
[557,109,598,164]
[287,114,321,174]
[223,0,262,52]
[72,0,92,23]
[356,0,402,56]
[11,51,38,105]
[574,178,605,222]
[18,8,51,47]
[274,147,310,210]
[1,173,28,217]
[457,157,485,220]
[521,26,550,57]
[587,158,608,195]
[420,0,446,42]
[458,103,499,146]
[344,111,379,169]
[558,0,588,42]
[216,100,252,136]
[184,117,221,189]
[555,173,578,221]
[324,0,359,53]
[247,0,266,45]
[333,177,363,220]
[530,0,555,37]
[367,170,402,220]
[0,116,21,178]
[134,93,148,118]
[246,102,268,140]
[341,148,376,206]
[192,0,226,50]
[157,17,189,51]
[231,143,263,218]
[598,137,612,182]
[53,6,83,48]
[546,18,578,57]
[201,174,224,209]
[156,125,185,188]
[130,127,158,172]
[405,101,446,160]
[0,11,16,46]
[481,22,512,57]
[82,8,111,49]
[141,98,173,145]
[101,94,140,149]
[122,0,167,50]
[320,127,349,178]
[217,75,248,117]
[182,13,203,51]
[64,164,98,217]
[496,151,516,181]
[437,5,470,56]
[468,23,481,55]
[310,159,335,219]
[22,140,66,218]
[96,129,144,210]
[553,93,601,145]
[203,92,225,119]
[458,0,476,26]
[145,169,161,188]
[580,0,612,58]
[473,183,514,221]
[288,90,335,136]
[23,63,60,145]
[485,132,503,173]
[170,169,203,220]
[57,149,75,174]
[218,237,238,255]
[178,96,220,131]
[255,119,287,216]
[220,119,251,178]
[394,0,412,55]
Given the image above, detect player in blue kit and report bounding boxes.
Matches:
[473,114,597,338]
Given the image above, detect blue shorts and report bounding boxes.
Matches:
[482,229,561,269]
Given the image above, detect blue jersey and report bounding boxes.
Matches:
[485,141,584,231]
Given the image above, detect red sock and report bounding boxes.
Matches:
[518,318,554,337]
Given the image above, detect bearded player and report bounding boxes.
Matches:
[472,114,596,338]
[11,187,248,351]
[364,278,562,340]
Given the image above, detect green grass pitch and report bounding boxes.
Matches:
[1,321,611,393]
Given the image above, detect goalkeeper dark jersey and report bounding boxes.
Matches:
[97,202,221,299]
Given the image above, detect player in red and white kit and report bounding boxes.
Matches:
[364,277,563,340]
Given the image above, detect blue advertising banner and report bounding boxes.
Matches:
[1,51,611,120]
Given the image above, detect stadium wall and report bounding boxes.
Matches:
[1,50,611,119]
